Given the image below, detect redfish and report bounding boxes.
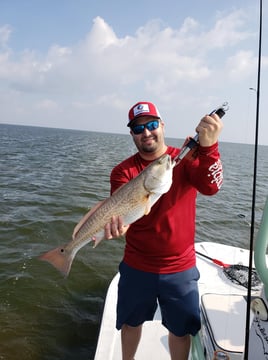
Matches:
[39,154,174,276]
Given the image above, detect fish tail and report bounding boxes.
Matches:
[38,245,74,277]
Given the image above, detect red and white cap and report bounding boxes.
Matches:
[127,101,161,127]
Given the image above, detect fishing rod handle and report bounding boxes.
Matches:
[177,102,229,161]
[209,101,229,118]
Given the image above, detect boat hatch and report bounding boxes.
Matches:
[200,293,253,360]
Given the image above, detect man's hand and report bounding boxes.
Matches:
[75,201,129,243]
[195,113,223,147]
[104,216,129,239]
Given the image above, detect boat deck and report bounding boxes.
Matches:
[94,242,259,360]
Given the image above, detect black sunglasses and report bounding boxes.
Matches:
[131,120,160,135]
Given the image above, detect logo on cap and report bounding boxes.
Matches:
[133,103,150,117]
[128,101,161,126]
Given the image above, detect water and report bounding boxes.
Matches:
[0,124,268,360]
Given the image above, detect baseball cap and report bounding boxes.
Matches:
[127,101,161,127]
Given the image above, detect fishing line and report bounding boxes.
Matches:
[244,0,263,359]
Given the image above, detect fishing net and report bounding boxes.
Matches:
[223,265,262,291]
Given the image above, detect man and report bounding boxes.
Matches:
[104,101,223,360]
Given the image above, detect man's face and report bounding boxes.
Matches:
[130,116,165,155]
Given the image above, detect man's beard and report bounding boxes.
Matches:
[140,136,158,152]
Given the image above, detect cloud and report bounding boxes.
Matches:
[0,12,254,94]
[206,9,254,48]
[0,24,12,47]
[35,99,59,110]
[226,50,257,80]
[0,8,267,144]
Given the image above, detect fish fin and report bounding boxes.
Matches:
[92,232,105,248]
[144,195,152,215]
[38,245,74,277]
[72,201,104,239]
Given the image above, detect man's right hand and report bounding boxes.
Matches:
[104,215,129,239]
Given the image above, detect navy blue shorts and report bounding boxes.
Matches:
[116,262,201,337]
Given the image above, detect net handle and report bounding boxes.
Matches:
[196,250,229,268]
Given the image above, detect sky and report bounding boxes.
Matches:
[0,0,267,145]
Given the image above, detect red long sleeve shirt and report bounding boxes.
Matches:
[110,144,223,274]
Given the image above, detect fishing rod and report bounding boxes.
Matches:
[244,0,263,358]
[174,102,229,165]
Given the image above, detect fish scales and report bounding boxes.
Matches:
[39,154,174,276]
[72,171,151,244]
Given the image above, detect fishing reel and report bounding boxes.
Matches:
[210,101,229,118]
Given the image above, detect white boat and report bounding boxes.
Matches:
[94,197,268,360]
[94,0,266,358]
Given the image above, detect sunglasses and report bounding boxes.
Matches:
[131,120,160,135]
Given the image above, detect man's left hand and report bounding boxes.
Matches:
[195,113,223,147]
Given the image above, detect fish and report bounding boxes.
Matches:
[39,154,175,277]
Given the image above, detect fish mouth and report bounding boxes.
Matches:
[163,155,176,169]
[168,156,176,170]
[159,154,174,170]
